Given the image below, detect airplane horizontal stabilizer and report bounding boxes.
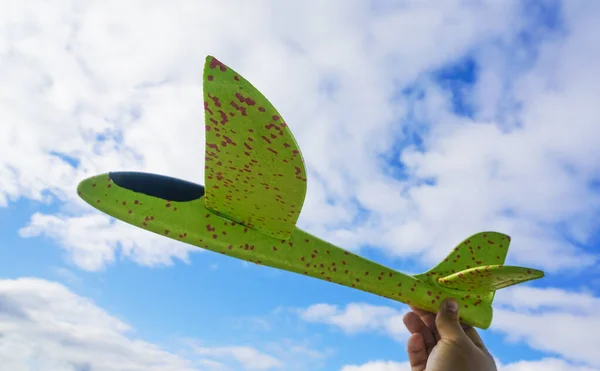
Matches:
[437,265,545,292]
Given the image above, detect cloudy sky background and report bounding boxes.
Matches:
[2,0,600,370]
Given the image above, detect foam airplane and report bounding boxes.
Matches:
[77,56,545,329]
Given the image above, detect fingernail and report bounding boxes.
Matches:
[445,299,458,313]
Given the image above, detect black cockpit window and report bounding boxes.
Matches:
[109,171,205,202]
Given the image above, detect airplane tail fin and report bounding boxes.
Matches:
[414,232,544,308]
[416,232,511,279]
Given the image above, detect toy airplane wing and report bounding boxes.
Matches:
[203,56,307,240]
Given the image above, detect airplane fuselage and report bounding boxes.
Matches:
[77,172,493,328]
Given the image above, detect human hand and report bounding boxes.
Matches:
[402,298,497,371]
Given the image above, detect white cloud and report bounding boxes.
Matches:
[0,277,201,371]
[299,302,408,340]
[341,358,600,371]
[341,360,411,371]
[194,346,282,371]
[0,277,321,371]
[493,286,600,312]
[4,2,600,369]
[491,286,600,367]
[300,285,600,368]
[186,337,329,371]
[497,358,599,371]
[2,0,598,274]
[18,212,196,271]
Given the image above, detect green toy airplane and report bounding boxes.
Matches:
[77,56,544,329]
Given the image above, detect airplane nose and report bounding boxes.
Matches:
[108,171,205,202]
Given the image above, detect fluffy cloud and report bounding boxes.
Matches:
[497,358,599,371]
[341,358,599,371]
[193,346,281,371]
[299,285,600,369]
[299,302,407,340]
[491,286,600,367]
[0,277,323,371]
[3,0,599,273]
[18,212,196,271]
[341,360,411,371]
[4,2,600,369]
[0,277,201,371]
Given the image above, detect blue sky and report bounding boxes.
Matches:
[2,1,600,370]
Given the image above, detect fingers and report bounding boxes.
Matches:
[409,306,440,341]
[406,333,428,371]
[408,300,489,351]
[463,325,487,350]
[435,298,469,343]
[403,311,437,353]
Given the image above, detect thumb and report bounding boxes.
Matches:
[435,298,468,343]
